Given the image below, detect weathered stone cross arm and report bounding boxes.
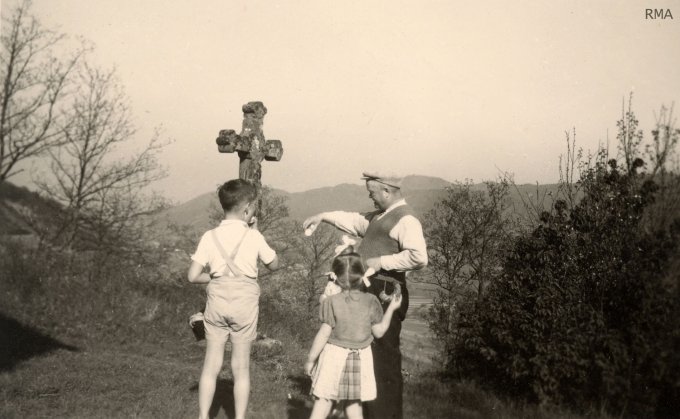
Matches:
[215,101,283,186]
[215,102,282,160]
[216,130,283,161]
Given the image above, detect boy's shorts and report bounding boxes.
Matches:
[204,309,258,343]
[204,276,260,344]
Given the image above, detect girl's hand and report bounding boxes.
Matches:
[388,294,403,310]
[304,360,316,377]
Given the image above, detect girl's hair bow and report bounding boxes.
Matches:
[361,267,375,287]
[333,235,357,256]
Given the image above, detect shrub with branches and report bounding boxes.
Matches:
[448,101,680,417]
[422,180,516,359]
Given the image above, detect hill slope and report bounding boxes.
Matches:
[0,182,63,237]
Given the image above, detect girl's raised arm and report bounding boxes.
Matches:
[371,295,403,338]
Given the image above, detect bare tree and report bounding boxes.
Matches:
[292,224,338,311]
[0,0,86,184]
[648,103,679,176]
[618,92,644,174]
[643,104,680,234]
[422,180,515,347]
[35,63,167,252]
[425,180,513,296]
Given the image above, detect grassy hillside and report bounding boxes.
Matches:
[0,178,596,419]
[0,238,589,419]
[0,182,61,236]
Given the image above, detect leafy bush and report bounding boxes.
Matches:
[447,105,680,417]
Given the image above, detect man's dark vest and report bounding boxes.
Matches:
[358,204,416,285]
[359,204,416,419]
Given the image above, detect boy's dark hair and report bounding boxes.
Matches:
[218,179,258,211]
[331,245,365,291]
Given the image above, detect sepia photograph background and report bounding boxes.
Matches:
[1,1,679,418]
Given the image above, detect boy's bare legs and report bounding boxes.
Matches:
[231,340,252,419]
[344,401,363,419]
[309,398,333,419]
[198,339,226,419]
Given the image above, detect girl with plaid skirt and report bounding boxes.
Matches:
[304,245,402,419]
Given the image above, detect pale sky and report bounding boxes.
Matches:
[6,0,680,203]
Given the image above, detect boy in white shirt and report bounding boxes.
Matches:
[188,179,280,419]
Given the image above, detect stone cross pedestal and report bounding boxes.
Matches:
[215,101,283,187]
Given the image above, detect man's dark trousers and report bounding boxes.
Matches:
[363,278,409,419]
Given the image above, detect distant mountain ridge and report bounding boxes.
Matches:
[158,175,562,235]
[2,177,561,245]
[159,175,455,232]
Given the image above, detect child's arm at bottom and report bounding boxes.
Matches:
[187,261,211,284]
[305,323,332,376]
[371,295,403,338]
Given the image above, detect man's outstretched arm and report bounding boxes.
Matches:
[303,211,370,237]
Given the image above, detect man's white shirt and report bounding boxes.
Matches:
[322,199,427,272]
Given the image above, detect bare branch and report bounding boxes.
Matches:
[1,0,87,184]
[34,62,167,250]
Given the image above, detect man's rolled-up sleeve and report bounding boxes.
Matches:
[323,211,370,237]
[380,215,428,272]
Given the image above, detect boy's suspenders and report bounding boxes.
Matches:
[210,228,253,279]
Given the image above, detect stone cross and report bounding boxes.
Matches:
[215,101,283,187]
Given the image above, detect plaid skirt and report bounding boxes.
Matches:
[310,343,376,401]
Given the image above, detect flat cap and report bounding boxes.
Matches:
[361,172,403,189]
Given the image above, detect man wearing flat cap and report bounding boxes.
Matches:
[303,172,428,419]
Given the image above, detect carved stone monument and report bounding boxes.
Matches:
[215,101,283,187]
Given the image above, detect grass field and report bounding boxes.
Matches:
[0,237,600,419]
[0,289,599,419]
[0,321,309,418]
